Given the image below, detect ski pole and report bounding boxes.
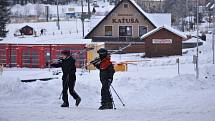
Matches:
[59,92,62,99]
[110,84,125,107]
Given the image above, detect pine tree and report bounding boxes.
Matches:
[0,0,11,38]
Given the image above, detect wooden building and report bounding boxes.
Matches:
[85,0,171,53]
[20,25,34,35]
[0,38,92,68]
[141,26,187,57]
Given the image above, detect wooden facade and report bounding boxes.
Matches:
[85,0,156,39]
[105,42,145,53]
[0,44,87,68]
[142,27,186,57]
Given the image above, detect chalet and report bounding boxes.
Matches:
[85,0,171,53]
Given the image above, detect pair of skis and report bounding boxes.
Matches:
[82,43,132,68]
[49,47,94,64]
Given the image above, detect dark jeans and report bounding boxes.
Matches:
[62,74,80,104]
[100,78,113,104]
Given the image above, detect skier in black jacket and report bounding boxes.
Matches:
[91,48,115,110]
[51,50,81,107]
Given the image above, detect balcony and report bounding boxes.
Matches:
[92,36,144,42]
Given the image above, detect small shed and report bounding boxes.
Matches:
[141,26,187,57]
[20,25,34,35]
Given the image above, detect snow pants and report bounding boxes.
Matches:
[100,78,113,104]
[62,74,80,104]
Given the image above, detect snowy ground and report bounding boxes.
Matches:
[1,13,215,120]
[1,33,215,121]
[0,60,215,121]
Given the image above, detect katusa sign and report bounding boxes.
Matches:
[112,18,139,23]
[152,39,173,44]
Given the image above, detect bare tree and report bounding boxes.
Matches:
[35,4,44,17]
[163,0,191,31]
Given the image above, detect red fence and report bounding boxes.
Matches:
[0,44,87,68]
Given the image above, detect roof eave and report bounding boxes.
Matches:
[85,0,157,38]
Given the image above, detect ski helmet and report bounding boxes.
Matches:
[97,48,108,55]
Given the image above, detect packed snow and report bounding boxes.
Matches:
[0,32,215,121]
[0,1,215,120]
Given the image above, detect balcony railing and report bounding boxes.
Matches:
[92,36,144,42]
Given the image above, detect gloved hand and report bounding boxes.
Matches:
[90,57,101,65]
[108,79,113,85]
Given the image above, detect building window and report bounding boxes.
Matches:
[124,3,128,8]
[139,26,147,36]
[9,49,17,67]
[31,50,39,68]
[0,47,6,64]
[119,26,132,36]
[105,26,112,36]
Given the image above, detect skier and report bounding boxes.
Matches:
[90,48,115,110]
[40,29,44,36]
[0,64,3,76]
[51,50,81,107]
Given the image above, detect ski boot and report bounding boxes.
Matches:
[98,102,113,110]
[75,97,81,107]
[61,102,69,107]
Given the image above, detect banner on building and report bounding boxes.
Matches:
[152,39,172,44]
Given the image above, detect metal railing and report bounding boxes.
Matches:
[92,36,143,42]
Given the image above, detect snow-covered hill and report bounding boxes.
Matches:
[11,2,113,17]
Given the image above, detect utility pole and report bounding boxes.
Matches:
[196,0,199,79]
[87,0,91,19]
[81,0,85,37]
[56,0,60,30]
[213,0,215,64]
[185,0,188,31]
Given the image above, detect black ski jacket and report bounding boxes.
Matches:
[51,56,76,81]
[92,57,115,81]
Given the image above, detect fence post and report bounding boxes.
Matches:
[176,58,180,75]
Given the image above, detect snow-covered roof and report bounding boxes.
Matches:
[129,0,157,27]
[88,15,105,32]
[148,13,171,26]
[183,38,205,43]
[86,0,165,38]
[210,4,214,9]
[0,35,92,45]
[141,25,187,39]
[129,0,171,27]
[206,2,211,7]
